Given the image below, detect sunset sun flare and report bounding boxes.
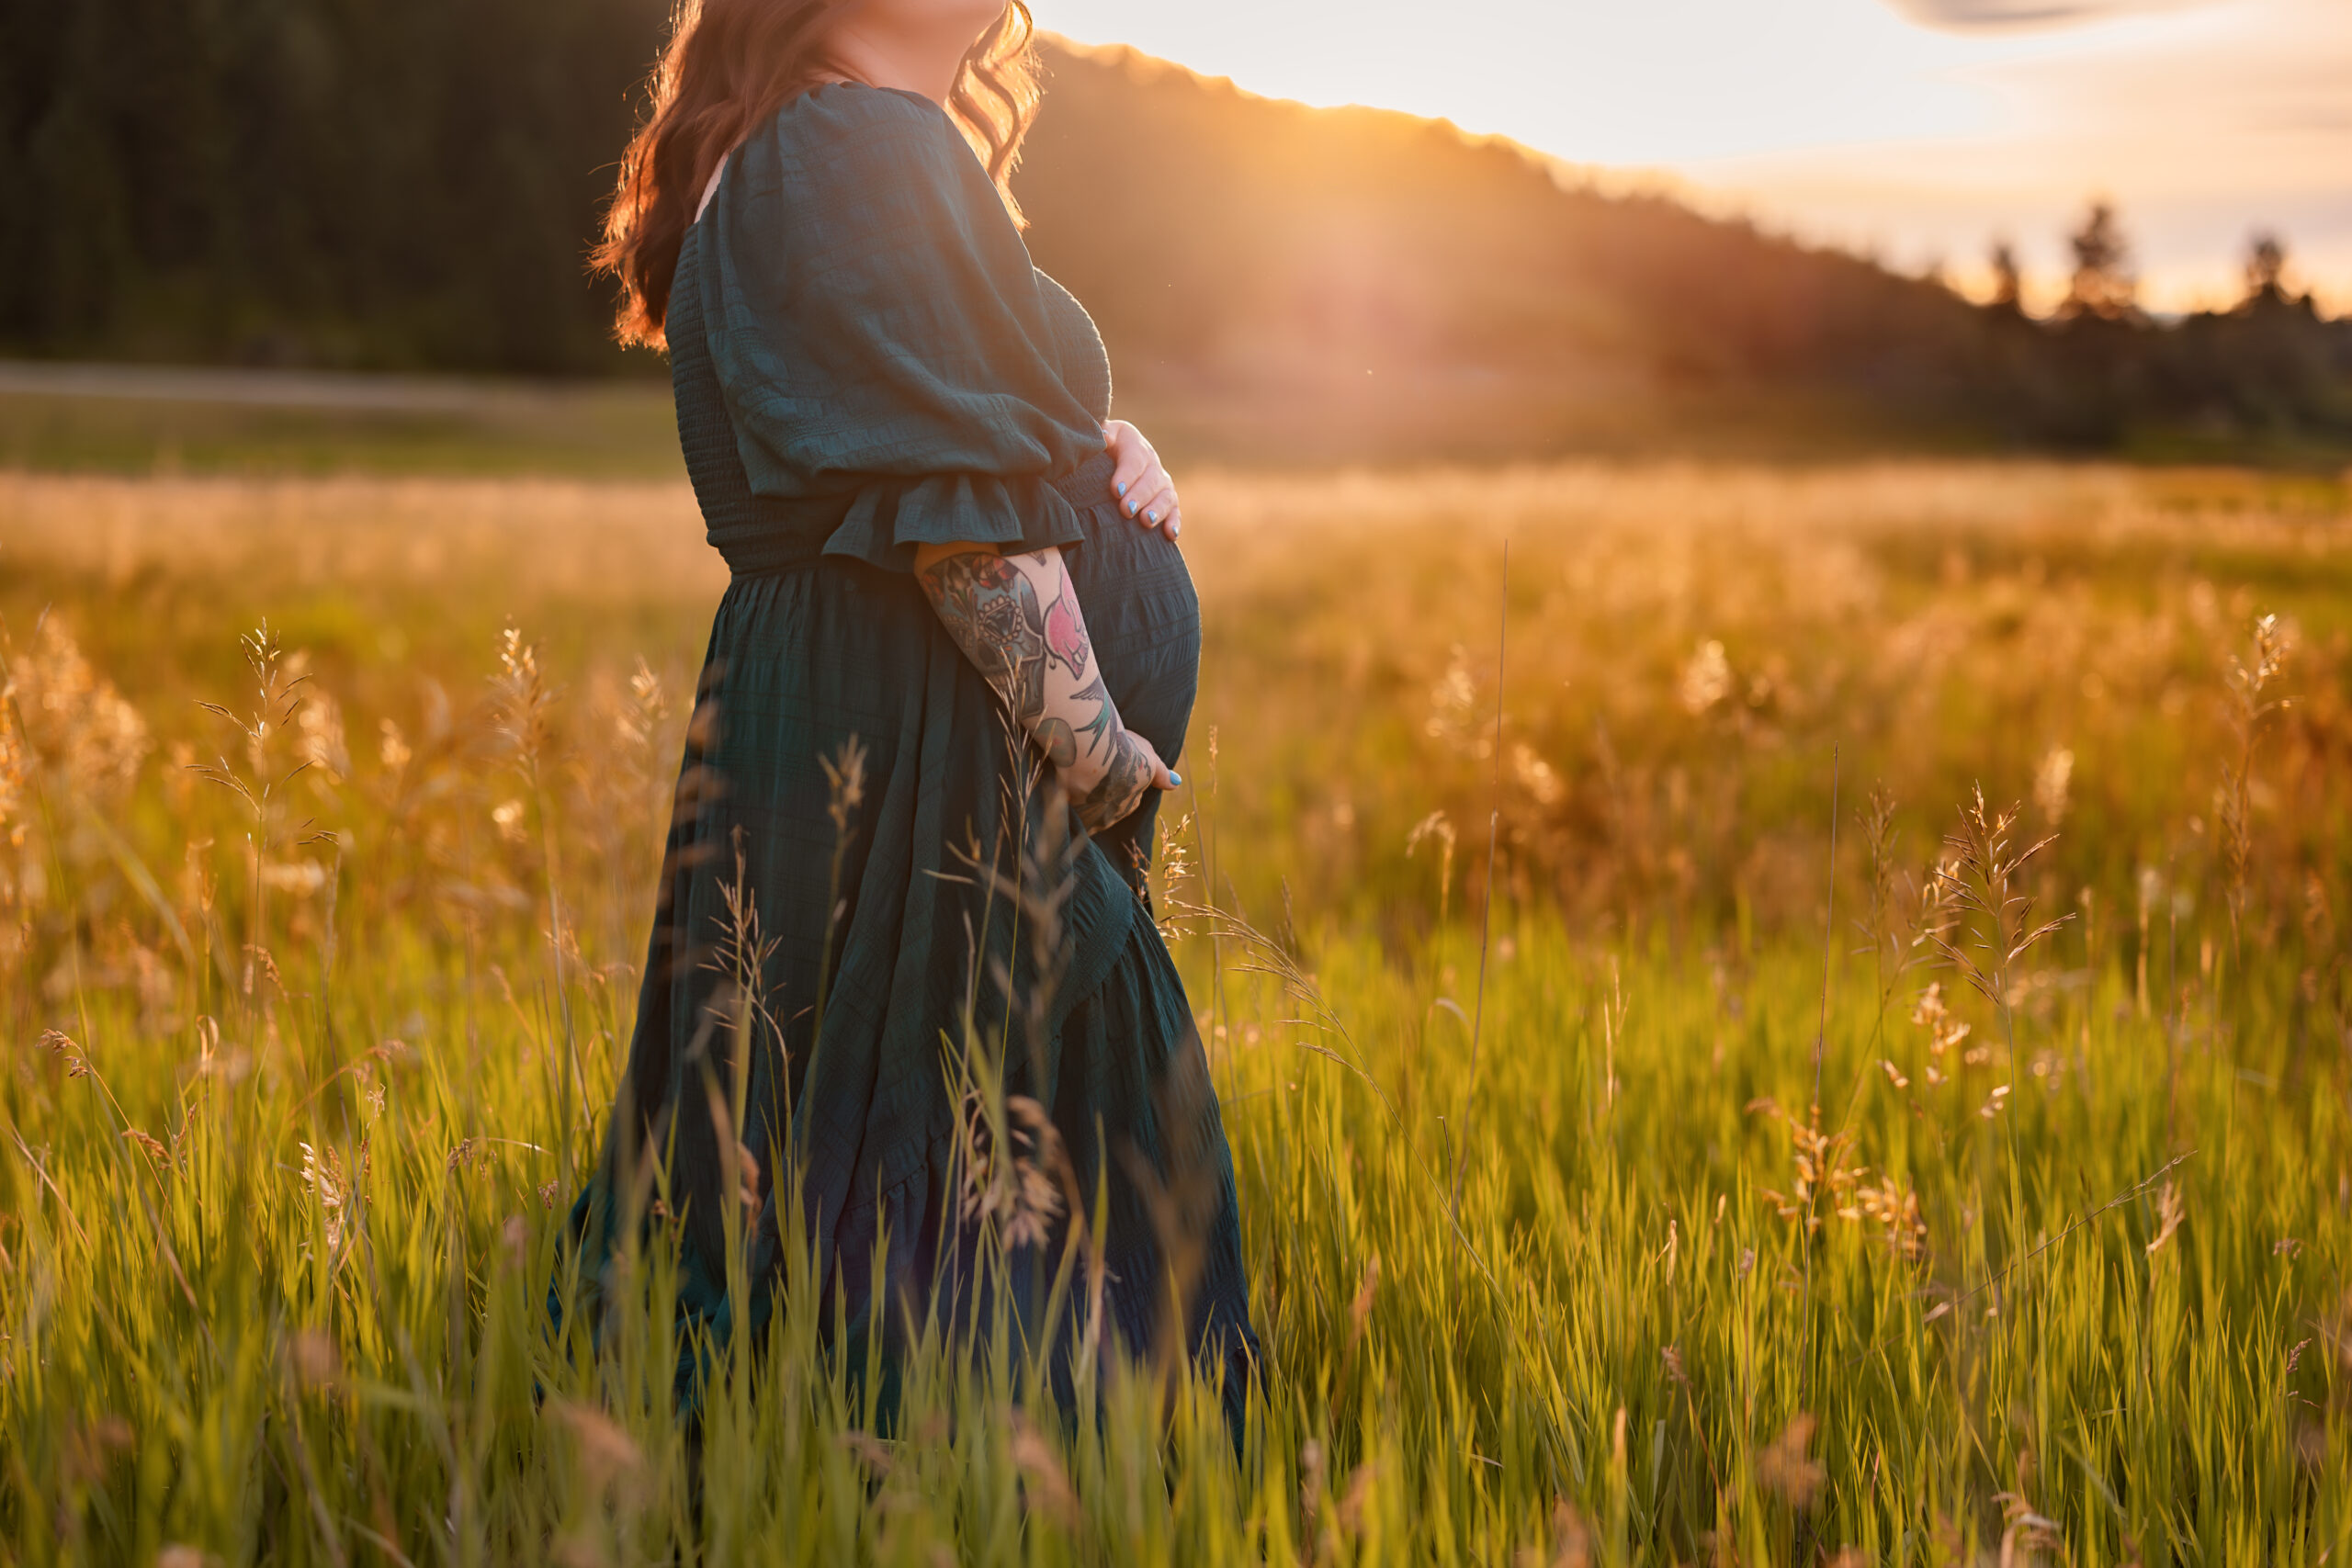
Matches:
[1034,0,2352,310]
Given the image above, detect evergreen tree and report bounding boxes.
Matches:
[2243,231,2288,307]
[1986,239,2023,313]
[2062,200,2137,321]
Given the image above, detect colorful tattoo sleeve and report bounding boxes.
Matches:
[916,543,1152,832]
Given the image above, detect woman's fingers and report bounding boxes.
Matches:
[1119,460,1165,519]
[1112,451,1153,503]
[1106,421,1153,503]
[1129,472,1179,530]
[1103,421,1182,539]
[1134,733,1180,791]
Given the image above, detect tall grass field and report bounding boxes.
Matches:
[2,460,2347,1564]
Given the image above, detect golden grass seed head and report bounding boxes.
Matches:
[550,1399,647,1502]
[2144,1179,2186,1257]
[1679,639,1733,716]
[1007,1413,1080,1529]
[1756,1414,1826,1508]
[2032,746,2074,827]
[288,1326,340,1391]
[11,621,153,804]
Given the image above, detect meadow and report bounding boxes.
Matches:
[1,457,2347,1564]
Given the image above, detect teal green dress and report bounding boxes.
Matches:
[555,84,1256,1427]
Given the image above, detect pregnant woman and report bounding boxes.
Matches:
[553,0,1257,1435]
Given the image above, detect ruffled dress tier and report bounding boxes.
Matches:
[555,84,1256,1428]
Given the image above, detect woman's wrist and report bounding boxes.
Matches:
[1059,724,1150,831]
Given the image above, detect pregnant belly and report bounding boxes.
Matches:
[1063,512,1200,874]
[1064,513,1199,766]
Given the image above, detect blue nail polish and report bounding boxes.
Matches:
[1169,772,1182,787]
[1115,481,1127,496]
[1147,510,1159,524]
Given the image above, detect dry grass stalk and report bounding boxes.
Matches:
[1748,1096,1928,1258]
[6,621,152,806]
[2144,1180,2186,1257]
[1931,787,2070,1016]
[1996,1490,2064,1566]
[297,1140,367,1254]
[1855,783,1914,1018]
[957,1091,1066,1252]
[1756,1413,1826,1508]
[1151,808,1197,942]
[1406,810,1456,925]
[0,689,28,847]
[1911,982,1976,1083]
[40,1027,90,1078]
[1750,1100,1862,1235]
[288,1328,339,1392]
[1298,1438,1327,1564]
[551,1400,646,1506]
[837,1430,895,1477]
[1520,1497,1594,1568]
[2032,746,2074,829]
[1337,1251,1381,1386]
[1008,1414,1080,1529]
[119,1127,171,1168]
[1334,1458,1382,1536]
[2218,613,2289,951]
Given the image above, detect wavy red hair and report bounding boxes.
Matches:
[596,1,1041,349]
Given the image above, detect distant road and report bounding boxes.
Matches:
[0,360,643,412]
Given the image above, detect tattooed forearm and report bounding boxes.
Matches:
[1069,728,1153,833]
[1035,716,1079,769]
[1067,673,1116,754]
[915,542,1158,831]
[917,548,1051,729]
[1039,574,1091,682]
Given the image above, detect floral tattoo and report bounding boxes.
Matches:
[917,545,1149,832]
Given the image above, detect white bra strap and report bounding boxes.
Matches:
[695,155,729,225]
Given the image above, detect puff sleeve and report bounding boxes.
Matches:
[692,85,1104,571]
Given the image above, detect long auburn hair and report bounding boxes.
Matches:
[596,1,1041,349]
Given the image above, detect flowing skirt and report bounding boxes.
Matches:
[551,545,1256,1433]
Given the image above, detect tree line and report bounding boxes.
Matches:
[0,0,660,373]
[1967,204,2351,450]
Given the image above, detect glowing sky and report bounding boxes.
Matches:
[1030,0,2352,312]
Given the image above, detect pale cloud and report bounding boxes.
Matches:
[1880,0,2204,30]
[1709,0,2352,307]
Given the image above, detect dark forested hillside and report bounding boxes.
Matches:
[1016,44,2352,460]
[0,0,662,373]
[1019,46,2011,458]
[3,10,2346,459]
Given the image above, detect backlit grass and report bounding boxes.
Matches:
[1,461,2346,1564]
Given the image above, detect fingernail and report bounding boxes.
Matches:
[1115,481,1127,496]
[1146,510,1159,524]
[1169,772,1183,787]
